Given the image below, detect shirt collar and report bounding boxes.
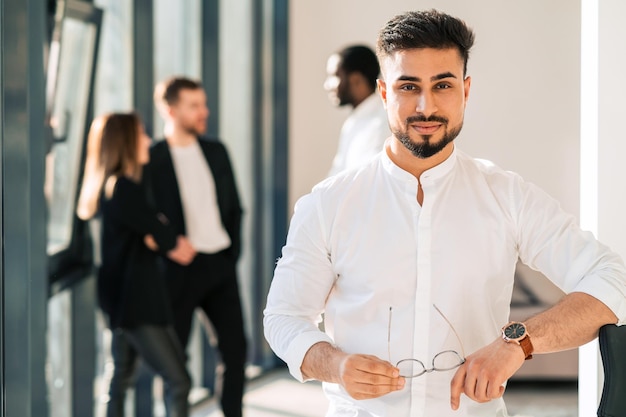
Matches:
[381,142,458,185]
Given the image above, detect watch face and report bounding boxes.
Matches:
[504,323,526,340]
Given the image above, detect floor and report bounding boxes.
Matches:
[191,368,578,417]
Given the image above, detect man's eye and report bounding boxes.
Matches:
[435,83,451,89]
[400,84,417,91]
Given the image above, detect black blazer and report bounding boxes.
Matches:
[98,176,178,328]
[145,137,243,260]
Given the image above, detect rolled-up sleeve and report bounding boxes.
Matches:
[263,191,338,381]
[513,176,626,325]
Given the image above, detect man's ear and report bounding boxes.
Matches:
[348,72,369,94]
[166,104,176,120]
[463,75,471,104]
[377,79,387,106]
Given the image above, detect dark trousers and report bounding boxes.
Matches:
[106,326,191,417]
[165,250,247,417]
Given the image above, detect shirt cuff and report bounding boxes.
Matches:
[285,331,335,382]
[574,279,626,326]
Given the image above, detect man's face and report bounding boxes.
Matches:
[170,88,210,136]
[377,48,471,159]
[324,54,353,107]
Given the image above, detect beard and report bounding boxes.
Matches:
[334,85,354,107]
[393,115,463,159]
[181,119,206,136]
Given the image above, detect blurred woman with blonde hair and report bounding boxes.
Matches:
[77,112,195,417]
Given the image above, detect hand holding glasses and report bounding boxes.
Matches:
[388,304,466,378]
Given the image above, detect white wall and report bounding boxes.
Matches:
[578,1,626,414]
[598,0,626,261]
[289,0,581,218]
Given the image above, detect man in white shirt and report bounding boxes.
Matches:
[325,45,390,177]
[146,77,247,417]
[264,9,626,417]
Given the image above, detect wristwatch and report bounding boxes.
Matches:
[501,321,534,360]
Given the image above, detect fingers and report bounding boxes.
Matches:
[450,364,465,410]
[472,374,504,403]
[449,337,527,410]
[450,353,508,410]
[177,236,197,264]
[144,234,158,251]
[167,236,197,265]
[340,354,405,400]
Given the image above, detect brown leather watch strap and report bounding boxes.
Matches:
[519,335,534,360]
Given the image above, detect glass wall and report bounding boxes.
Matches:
[43,0,289,416]
[0,0,288,414]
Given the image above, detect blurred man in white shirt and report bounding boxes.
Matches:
[325,45,390,177]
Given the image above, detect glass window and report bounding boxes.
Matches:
[45,9,99,255]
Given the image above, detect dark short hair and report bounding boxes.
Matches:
[154,76,203,107]
[337,45,380,90]
[376,9,475,75]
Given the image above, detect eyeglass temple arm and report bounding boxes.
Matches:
[433,304,466,358]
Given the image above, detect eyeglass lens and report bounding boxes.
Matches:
[396,350,465,378]
[388,304,467,378]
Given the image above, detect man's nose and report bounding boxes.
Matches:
[324,76,338,92]
[415,92,437,117]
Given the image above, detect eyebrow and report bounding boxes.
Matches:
[397,72,458,83]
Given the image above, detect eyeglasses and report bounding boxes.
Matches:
[387,304,466,378]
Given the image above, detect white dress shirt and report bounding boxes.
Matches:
[169,141,231,254]
[264,144,626,417]
[328,93,390,177]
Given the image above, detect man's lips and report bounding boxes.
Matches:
[411,123,442,135]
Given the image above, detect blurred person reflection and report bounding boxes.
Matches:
[77,112,196,417]
[324,44,390,177]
